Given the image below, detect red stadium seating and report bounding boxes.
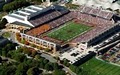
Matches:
[26,24,50,36]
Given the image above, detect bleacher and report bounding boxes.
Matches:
[26,24,50,36]
[29,5,70,27]
[70,5,115,45]
[26,12,73,37]
[80,6,114,20]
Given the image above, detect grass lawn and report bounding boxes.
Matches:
[47,22,91,42]
[2,32,11,38]
[81,57,120,75]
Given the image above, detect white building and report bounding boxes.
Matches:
[3,5,44,27]
[72,0,120,11]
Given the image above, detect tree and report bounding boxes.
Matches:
[43,59,49,64]
[3,1,30,12]
[14,53,26,62]
[25,41,29,45]
[44,63,51,71]
[69,65,77,72]
[39,62,44,68]
[7,51,14,58]
[0,56,2,63]
[17,47,23,52]
[23,48,31,56]
[5,43,15,51]
[76,67,82,74]
[63,59,69,66]
[53,63,59,70]
[38,57,44,63]
[27,67,42,75]
[30,60,39,67]
[0,18,8,29]
[4,65,16,75]
[45,48,50,52]
[15,63,29,75]
[53,70,66,75]
[2,48,7,56]
[31,50,37,57]
[0,64,16,75]
[35,54,41,60]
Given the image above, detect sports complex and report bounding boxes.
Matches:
[2,4,120,64]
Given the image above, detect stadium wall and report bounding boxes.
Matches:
[20,33,57,54]
[87,24,120,46]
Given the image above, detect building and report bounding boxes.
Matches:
[3,5,45,28]
[72,0,120,11]
[3,4,120,55]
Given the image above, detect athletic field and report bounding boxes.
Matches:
[47,22,91,42]
[81,57,120,75]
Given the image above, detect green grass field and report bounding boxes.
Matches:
[47,22,91,41]
[81,57,120,75]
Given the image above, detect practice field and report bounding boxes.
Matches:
[47,22,91,42]
[81,57,120,75]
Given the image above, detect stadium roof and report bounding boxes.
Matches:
[3,5,69,27]
[3,5,44,27]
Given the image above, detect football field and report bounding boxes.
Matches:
[47,21,91,42]
[81,57,120,75]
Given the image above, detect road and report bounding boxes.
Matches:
[1,56,16,63]
[41,53,57,63]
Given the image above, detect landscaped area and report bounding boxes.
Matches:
[2,32,11,38]
[80,57,120,75]
[47,21,91,42]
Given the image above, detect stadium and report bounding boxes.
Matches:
[3,4,120,55]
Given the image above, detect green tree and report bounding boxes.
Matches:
[44,63,51,71]
[53,70,66,75]
[14,53,26,62]
[53,63,59,70]
[15,63,28,75]
[27,67,42,75]
[0,56,2,63]
[0,18,8,29]
[3,1,30,12]
[40,62,44,68]
[69,65,77,72]
[63,59,69,66]
[7,51,14,58]
[35,54,41,60]
[23,48,31,56]
[43,59,49,64]
[4,65,16,75]
[2,49,7,56]
[31,50,37,57]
